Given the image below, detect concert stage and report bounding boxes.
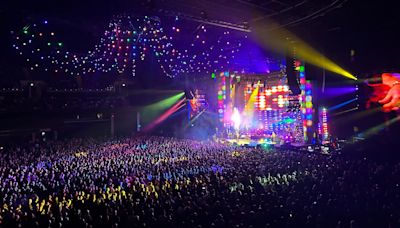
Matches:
[213,61,317,145]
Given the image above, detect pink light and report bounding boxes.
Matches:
[144,99,185,132]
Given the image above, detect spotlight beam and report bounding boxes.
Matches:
[145,92,185,111]
[185,109,206,129]
[243,82,260,127]
[144,98,186,132]
[251,18,357,80]
[331,107,358,116]
[328,98,357,111]
[323,86,358,98]
[336,107,380,123]
[359,116,400,138]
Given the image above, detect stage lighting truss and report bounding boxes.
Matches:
[157,0,348,32]
[158,9,251,32]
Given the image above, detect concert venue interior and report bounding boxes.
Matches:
[1,0,400,227]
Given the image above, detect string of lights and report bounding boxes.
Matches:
[11,15,248,78]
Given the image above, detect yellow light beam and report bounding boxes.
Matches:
[244,82,260,127]
[250,19,357,80]
[230,84,236,108]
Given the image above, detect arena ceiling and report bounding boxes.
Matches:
[1,0,399,74]
[152,0,348,31]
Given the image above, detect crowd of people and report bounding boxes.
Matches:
[0,136,399,227]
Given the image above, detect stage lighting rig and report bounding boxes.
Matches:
[158,9,251,32]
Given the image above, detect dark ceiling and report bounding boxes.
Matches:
[1,0,399,76]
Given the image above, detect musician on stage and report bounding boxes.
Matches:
[379,73,400,111]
